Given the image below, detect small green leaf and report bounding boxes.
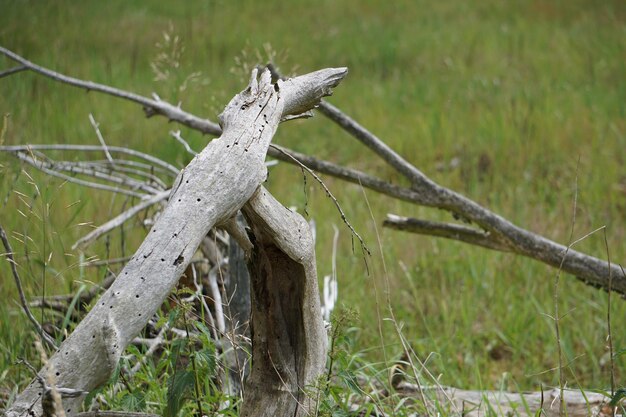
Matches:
[169,339,188,364]
[337,369,360,393]
[194,322,213,339]
[194,347,216,376]
[120,391,146,411]
[610,388,626,407]
[164,370,195,417]
[62,284,86,332]
[168,308,181,327]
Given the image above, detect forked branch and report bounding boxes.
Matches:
[1,46,622,294]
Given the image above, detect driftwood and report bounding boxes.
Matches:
[5,66,347,417]
[396,383,614,417]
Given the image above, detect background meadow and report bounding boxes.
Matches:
[1,0,625,402]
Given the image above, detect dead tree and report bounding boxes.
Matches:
[4,65,347,417]
[1,47,623,416]
[2,46,622,294]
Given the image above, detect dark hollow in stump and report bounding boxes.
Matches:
[240,187,326,417]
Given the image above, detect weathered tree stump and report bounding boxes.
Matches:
[240,187,326,417]
[6,66,347,417]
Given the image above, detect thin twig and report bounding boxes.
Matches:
[267,144,429,204]
[23,149,163,194]
[69,160,168,190]
[603,230,613,396]
[0,224,58,350]
[88,114,116,166]
[554,163,580,417]
[72,190,169,250]
[170,130,198,156]
[12,150,148,198]
[0,64,27,78]
[0,144,179,175]
[269,144,370,256]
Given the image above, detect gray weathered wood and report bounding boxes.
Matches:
[6,66,347,417]
[240,186,326,417]
[396,383,612,417]
[3,44,622,294]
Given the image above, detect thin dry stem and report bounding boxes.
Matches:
[0,224,58,350]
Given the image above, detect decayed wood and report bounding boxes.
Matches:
[266,64,626,295]
[2,45,621,294]
[5,66,347,417]
[240,186,326,417]
[2,47,623,415]
[396,383,613,417]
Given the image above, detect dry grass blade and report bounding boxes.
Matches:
[0,224,58,350]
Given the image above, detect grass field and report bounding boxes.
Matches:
[1,0,625,407]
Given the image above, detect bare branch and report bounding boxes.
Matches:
[384,214,511,252]
[315,99,626,294]
[0,144,179,175]
[72,190,169,250]
[88,114,115,166]
[23,152,164,195]
[0,64,26,78]
[11,150,148,198]
[270,144,370,256]
[0,225,58,349]
[79,160,169,190]
[0,46,222,136]
[169,130,197,156]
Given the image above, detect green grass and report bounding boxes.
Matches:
[1,0,625,405]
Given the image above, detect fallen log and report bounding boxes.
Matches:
[396,383,614,417]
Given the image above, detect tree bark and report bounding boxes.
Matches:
[6,66,347,417]
[240,187,326,417]
[395,383,613,417]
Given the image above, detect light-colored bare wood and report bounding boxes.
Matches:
[2,45,621,294]
[240,186,326,417]
[5,66,347,417]
[396,383,613,417]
